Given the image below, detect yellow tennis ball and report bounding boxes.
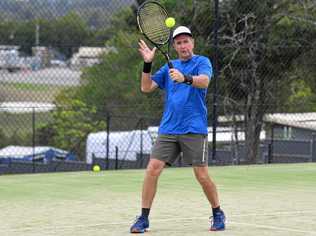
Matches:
[165,17,176,28]
[93,165,101,172]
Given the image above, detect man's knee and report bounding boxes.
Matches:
[194,167,211,184]
[146,159,165,177]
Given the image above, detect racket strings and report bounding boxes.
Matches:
[138,3,170,45]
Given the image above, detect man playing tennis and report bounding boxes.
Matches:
[130,26,226,233]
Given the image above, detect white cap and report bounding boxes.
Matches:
[172,26,192,39]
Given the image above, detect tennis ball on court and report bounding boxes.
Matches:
[165,17,176,28]
[93,165,101,172]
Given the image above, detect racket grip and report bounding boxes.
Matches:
[168,61,177,83]
[168,61,174,68]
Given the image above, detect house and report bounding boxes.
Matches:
[70,46,116,69]
[264,113,316,140]
[218,112,316,141]
[0,45,25,72]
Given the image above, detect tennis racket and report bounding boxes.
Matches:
[137,0,174,68]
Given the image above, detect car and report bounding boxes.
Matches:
[50,59,67,67]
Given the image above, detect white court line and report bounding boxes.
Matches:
[1,210,316,234]
[229,221,316,235]
[231,210,316,218]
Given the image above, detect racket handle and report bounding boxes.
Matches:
[168,61,177,83]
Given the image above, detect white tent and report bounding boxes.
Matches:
[86,130,154,164]
[0,102,55,113]
[86,126,266,164]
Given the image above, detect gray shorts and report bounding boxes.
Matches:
[151,134,208,166]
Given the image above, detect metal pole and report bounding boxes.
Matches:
[212,0,220,162]
[268,124,274,163]
[32,107,36,173]
[115,146,118,170]
[106,114,110,170]
[139,119,144,168]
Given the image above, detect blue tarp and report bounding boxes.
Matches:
[0,146,75,164]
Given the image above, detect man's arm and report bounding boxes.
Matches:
[141,72,158,93]
[189,74,209,88]
[138,40,158,93]
[169,69,210,88]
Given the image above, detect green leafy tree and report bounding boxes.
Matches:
[50,12,90,58]
[78,34,164,127]
[28,0,316,164]
[36,98,106,161]
[0,128,8,148]
[217,0,316,163]
[0,21,17,45]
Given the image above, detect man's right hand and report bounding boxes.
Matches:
[138,40,157,63]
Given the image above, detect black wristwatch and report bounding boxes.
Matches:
[183,75,193,85]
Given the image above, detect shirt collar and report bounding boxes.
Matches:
[180,54,195,64]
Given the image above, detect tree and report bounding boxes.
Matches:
[50,12,90,58]
[282,0,316,111]
[36,98,106,161]
[29,0,316,163]
[71,0,219,130]
[218,0,316,163]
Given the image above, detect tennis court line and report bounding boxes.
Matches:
[229,221,316,235]
[2,210,316,234]
[231,210,316,218]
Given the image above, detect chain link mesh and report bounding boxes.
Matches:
[1,0,316,173]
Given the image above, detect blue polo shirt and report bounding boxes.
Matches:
[152,55,212,135]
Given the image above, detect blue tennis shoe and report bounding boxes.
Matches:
[210,209,226,231]
[130,216,149,233]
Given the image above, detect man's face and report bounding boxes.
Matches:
[173,34,194,60]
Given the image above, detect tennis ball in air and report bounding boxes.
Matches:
[165,17,176,28]
[93,165,101,172]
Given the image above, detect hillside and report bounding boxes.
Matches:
[0,0,136,27]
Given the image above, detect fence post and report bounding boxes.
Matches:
[267,124,274,163]
[115,146,118,170]
[139,118,144,169]
[32,107,36,173]
[312,133,316,162]
[106,113,110,170]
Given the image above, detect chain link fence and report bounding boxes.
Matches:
[1,0,316,174]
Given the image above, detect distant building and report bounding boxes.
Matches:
[0,102,55,113]
[218,112,316,141]
[0,45,52,72]
[70,46,116,69]
[0,45,25,72]
[264,113,316,140]
[32,46,51,68]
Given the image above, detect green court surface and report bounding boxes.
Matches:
[1,163,316,236]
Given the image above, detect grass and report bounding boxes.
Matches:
[0,81,60,137]
[8,82,56,92]
[0,163,316,236]
[0,82,63,103]
[0,112,52,138]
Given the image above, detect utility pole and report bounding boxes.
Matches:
[35,23,40,46]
